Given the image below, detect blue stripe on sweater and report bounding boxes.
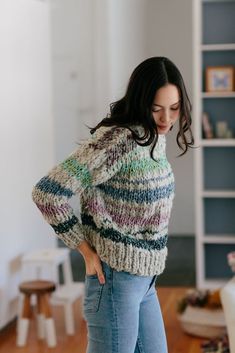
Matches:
[97,183,174,203]
[81,213,168,251]
[35,176,74,197]
[51,215,78,234]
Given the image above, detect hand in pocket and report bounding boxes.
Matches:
[84,252,105,284]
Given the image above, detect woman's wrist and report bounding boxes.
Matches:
[76,240,94,259]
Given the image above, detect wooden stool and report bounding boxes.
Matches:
[20,248,85,335]
[16,280,57,347]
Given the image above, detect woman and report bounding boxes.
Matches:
[32,56,194,353]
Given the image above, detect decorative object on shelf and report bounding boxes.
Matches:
[202,112,214,139]
[215,121,233,139]
[227,252,235,272]
[177,289,226,338]
[225,129,233,139]
[201,334,230,353]
[216,121,228,138]
[205,66,235,93]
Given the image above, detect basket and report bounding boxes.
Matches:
[178,306,227,338]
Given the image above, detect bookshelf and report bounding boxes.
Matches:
[193,0,235,289]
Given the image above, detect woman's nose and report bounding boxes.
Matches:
[160,110,171,123]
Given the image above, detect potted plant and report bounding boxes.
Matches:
[177,288,227,339]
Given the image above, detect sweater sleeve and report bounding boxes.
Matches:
[31,126,135,249]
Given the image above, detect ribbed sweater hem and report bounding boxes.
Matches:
[85,231,168,276]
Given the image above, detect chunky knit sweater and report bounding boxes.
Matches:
[31,124,175,276]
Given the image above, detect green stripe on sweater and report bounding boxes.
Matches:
[62,158,92,187]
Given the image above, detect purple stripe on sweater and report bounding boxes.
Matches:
[35,203,71,218]
[86,200,169,227]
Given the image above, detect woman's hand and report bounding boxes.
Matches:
[77,240,106,284]
[84,252,106,284]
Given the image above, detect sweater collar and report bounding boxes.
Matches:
[130,124,166,157]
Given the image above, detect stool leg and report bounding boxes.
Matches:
[16,293,24,333]
[36,294,45,339]
[16,294,31,347]
[64,301,75,335]
[41,294,57,347]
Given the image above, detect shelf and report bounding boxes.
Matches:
[200,279,229,290]
[201,43,235,50]
[201,139,235,146]
[202,190,235,197]
[203,236,235,243]
[201,92,235,98]
[203,0,235,2]
[194,0,235,289]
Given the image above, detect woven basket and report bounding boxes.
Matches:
[178,306,227,338]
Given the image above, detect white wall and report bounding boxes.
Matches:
[50,0,96,161]
[93,1,112,124]
[0,0,55,328]
[107,0,148,101]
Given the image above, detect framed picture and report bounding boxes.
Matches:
[205,66,235,92]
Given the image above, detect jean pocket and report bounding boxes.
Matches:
[85,273,99,279]
[83,275,104,313]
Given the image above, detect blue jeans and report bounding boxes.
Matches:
[83,260,168,353]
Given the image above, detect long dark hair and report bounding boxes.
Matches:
[89,56,194,158]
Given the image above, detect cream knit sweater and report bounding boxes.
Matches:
[32,125,175,276]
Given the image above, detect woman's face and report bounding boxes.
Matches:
[151,84,181,135]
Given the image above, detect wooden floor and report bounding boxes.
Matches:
[0,287,204,353]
